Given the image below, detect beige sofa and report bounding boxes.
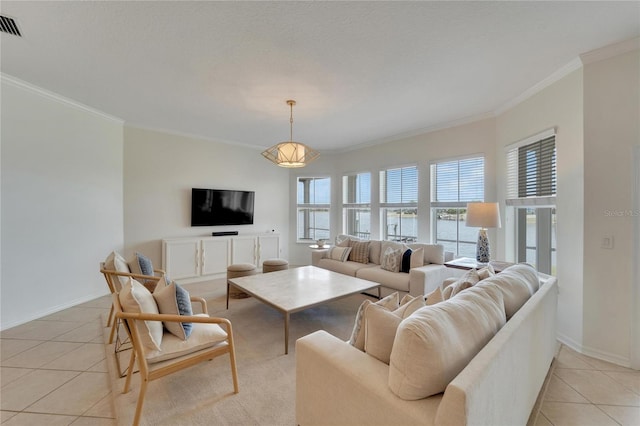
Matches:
[296,264,558,426]
[311,236,460,297]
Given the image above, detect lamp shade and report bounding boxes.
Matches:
[466,202,501,229]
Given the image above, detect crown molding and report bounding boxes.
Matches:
[494,57,583,116]
[1,73,124,124]
[580,37,640,65]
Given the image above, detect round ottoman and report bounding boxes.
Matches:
[262,258,289,273]
[227,263,257,304]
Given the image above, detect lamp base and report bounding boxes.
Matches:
[476,228,490,263]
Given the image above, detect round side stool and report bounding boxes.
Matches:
[226,263,257,308]
[262,258,289,273]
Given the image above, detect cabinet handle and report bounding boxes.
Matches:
[202,249,206,269]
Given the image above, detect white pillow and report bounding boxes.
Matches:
[364,295,426,364]
[104,251,130,289]
[349,292,399,350]
[327,246,352,262]
[442,269,480,300]
[425,286,443,305]
[381,247,402,273]
[119,278,163,351]
[410,247,424,268]
[388,285,506,400]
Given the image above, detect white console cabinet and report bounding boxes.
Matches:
[162,233,280,282]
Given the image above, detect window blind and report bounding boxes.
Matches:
[506,135,556,206]
[343,172,371,205]
[430,156,484,207]
[380,166,418,205]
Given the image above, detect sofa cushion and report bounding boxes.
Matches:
[349,292,399,350]
[388,285,506,400]
[317,258,376,277]
[356,266,411,292]
[442,269,480,300]
[327,246,352,262]
[475,264,536,319]
[349,241,370,264]
[153,281,193,340]
[368,240,382,265]
[119,278,163,352]
[381,247,402,273]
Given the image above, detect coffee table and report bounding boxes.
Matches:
[227,265,380,354]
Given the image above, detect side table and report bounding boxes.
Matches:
[444,257,514,273]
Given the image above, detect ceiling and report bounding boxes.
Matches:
[1,1,639,153]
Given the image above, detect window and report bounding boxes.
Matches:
[343,172,371,239]
[506,131,556,275]
[430,156,485,257]
[380,166,418,242]
[297,177,330,241]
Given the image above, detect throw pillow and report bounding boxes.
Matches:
[364,295,426,364]
[388,285,506,400]
[425,287,444,305]
[400,248,413,273]
[477,264,496,280]
[104,251,130,289]
[475,265,535,319]
[119,278,163,351]
[349,292,399,350]
[153,281,193,340]
[410,247,424,269]
[349,241,370,264]
[381,247,402,273]
[442,269,480,300]
[327,246,352,262]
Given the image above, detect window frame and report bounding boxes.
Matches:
[379,165,419,242]
[296,176,331,242]
[342,172,372,240]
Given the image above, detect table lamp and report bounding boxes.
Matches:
[466,202,501,263]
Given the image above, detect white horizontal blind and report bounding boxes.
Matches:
[380,166,418,206]
[431,156,485,207]
[506,135,556,206]
[343,172,371,206]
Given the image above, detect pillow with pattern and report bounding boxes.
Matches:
[349,240,370,264]
[381,247,402,273]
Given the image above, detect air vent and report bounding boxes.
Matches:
[0,15,21,37]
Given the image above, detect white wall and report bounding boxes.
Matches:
[287,118,497,266]
[1,76,124,329]
[582,48,639,365]
[495,69,585,353]
[123,126,290,269]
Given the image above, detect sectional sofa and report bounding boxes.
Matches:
[311,235,460,297]
[296,263,558,426]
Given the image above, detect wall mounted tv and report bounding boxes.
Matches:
[191,188,255,226]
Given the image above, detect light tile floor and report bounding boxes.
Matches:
[1,291,639,425]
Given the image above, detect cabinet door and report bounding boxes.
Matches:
[201,238,230,276]
[258,234,280,264]
[163,239,200,280]
[231,236,257,265]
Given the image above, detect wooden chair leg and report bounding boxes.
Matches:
[108,318,117,345]
[123,349,136,394]
[133,379,148,426]
[107,305,114,327]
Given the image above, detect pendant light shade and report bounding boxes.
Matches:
[262,100,319,168]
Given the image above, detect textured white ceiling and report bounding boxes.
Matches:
[1,1,638,152]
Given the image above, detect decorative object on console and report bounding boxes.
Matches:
[465,202,501,263]
[261,100,319,168]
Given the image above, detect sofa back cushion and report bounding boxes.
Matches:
[407,243,445,265]
[388,285,506,400]
[368,240,382,264]
[475,263,537,319]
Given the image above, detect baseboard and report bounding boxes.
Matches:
[556,332,631,368]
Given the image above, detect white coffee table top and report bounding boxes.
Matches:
[228,265,379,313]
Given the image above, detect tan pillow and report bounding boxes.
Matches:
[327,246,352,262]
[477,264,496,280]
[119,278,163,351]
[442,269,480,299]
[410,247,424,268]
[349,292,399,350]
[364,295,426,364]
[153,281,193,340]
[388,285,506,400]
[425,287,443,305]
[349,241,370,264]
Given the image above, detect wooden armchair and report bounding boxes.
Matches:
[113,290,239,426]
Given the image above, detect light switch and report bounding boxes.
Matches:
[601,235,614,249]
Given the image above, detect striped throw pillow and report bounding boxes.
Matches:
[349,241,370,264]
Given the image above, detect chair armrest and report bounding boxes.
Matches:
[117,310,231,327]
[153,268,166,276]
[190,296,208,315]
[408,264,461,297]
[101,268,164,282]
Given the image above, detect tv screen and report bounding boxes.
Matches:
[191,188,255,226]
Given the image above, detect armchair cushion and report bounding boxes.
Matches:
[153,281,194,339]
[120,279,163,351]
[146,315,228,363]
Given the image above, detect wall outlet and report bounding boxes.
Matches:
[601,235,614,249]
